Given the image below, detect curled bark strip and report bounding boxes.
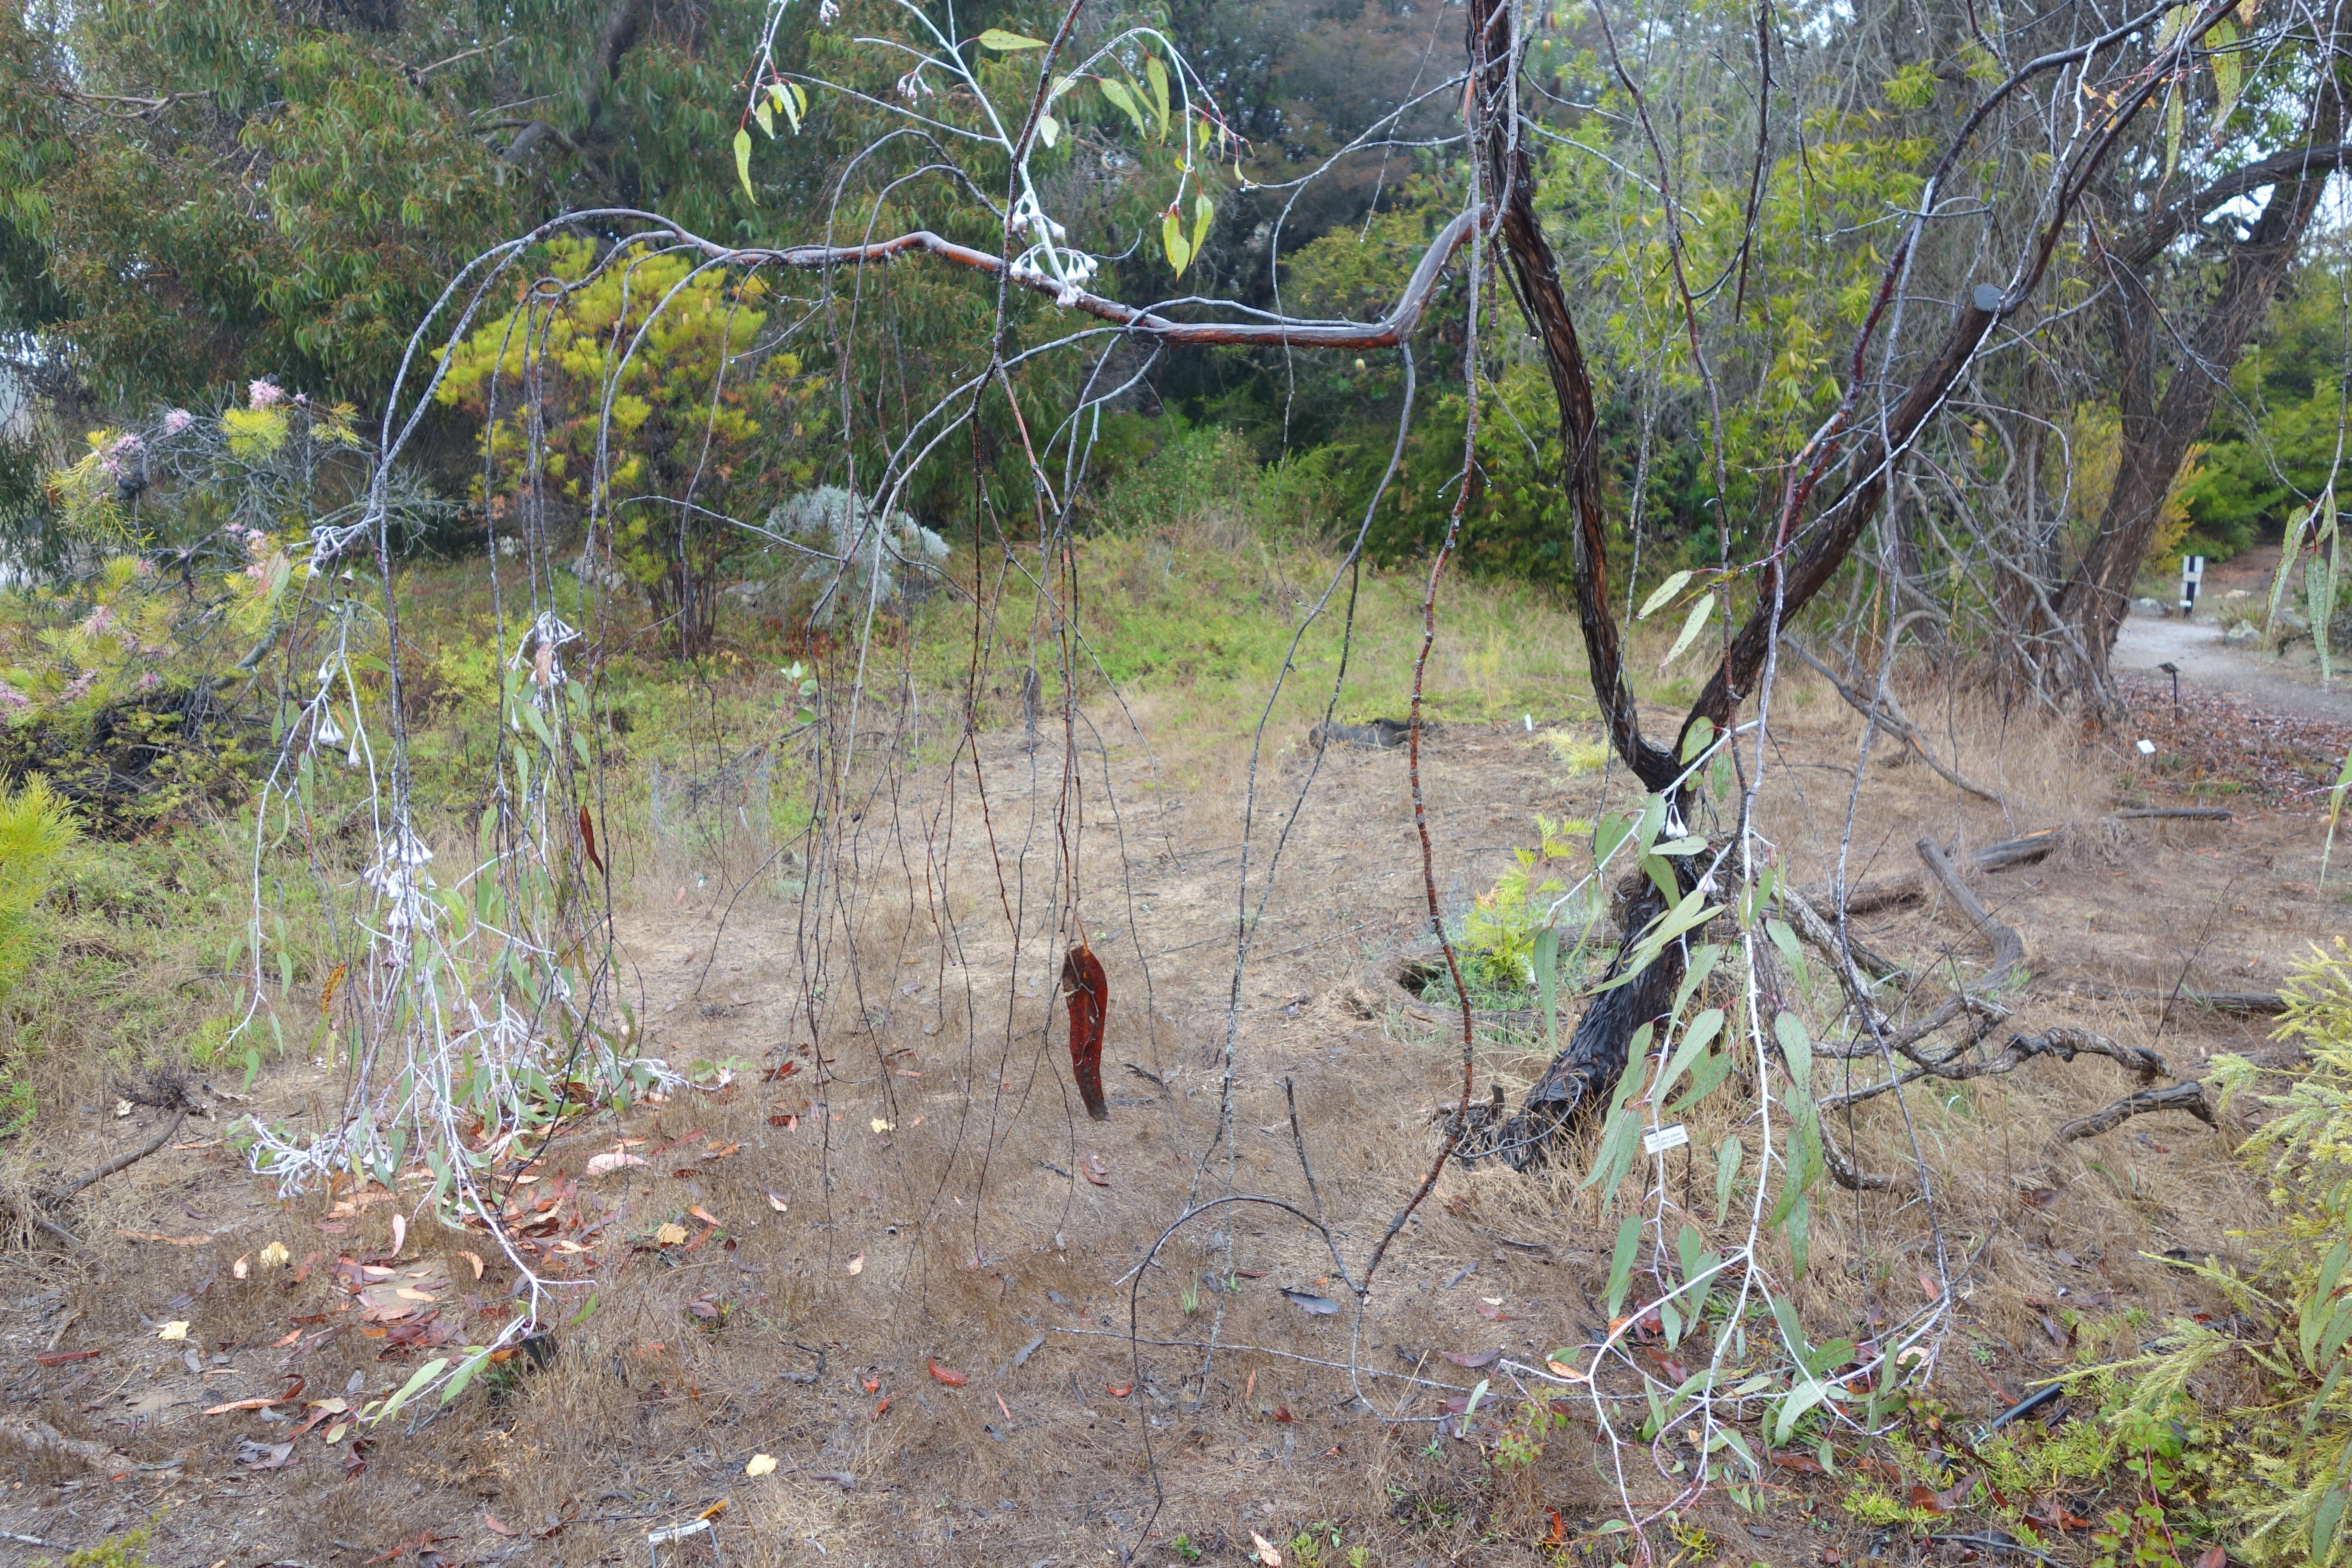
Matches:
[1819,1118,1912,1193]
[2012,1027,2167,1082]
[1788,643,2005,805]
[1916,838,2023,990]
[1818,1024,2159,1112]
[1060,944,1110,1123]
[2056,1081,2217,1142]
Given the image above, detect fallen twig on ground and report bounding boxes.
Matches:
[2056,1080,2218,1142]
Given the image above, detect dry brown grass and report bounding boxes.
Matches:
[4,551,2339,1567]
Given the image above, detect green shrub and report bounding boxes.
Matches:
[37,1517,152,1568]
[2077,939,2352,1564]
[0,773,77,1001]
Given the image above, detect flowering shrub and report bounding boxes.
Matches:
[0,389,438,827]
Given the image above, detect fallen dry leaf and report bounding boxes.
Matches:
[156,1320,190,1341]
[1082,1153,1111,1187]
[744,1453,778,1477]
[928,1359,968,1387]
[390,1213,407,1255]
[845,1252,865,1276]
[458,1250,484,1280]
[1280,1289,1339,1316]
[232,1253,251,1280]
[1474,1302,1508,1322]
[1107,1381,1133,1398]
[236,1439,295,1470]
[271,1328,302,1348]
[584,1151,648,1178]
[655,1222,689,1246]
[764,1188,790,1213]
[688,1205,723,1228]
[205,1396,282,1415]
[1251,1530,1284,1566]
[119,1231,211,1246]
[484,1512,521,1539]
[1441,1348,1503,1369]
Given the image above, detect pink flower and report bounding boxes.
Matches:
[163,408,193,434]
[132,557,156,576]
[109,432,142,456]
[0,683,26,711]
[136,671,161,692]
[248,379,285,410]
[80,603,114,637]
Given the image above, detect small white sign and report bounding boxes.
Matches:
[1642,1123,1691,1155]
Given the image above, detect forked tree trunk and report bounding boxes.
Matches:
[2056,38,2350,704]
[1456,0,2211,1164]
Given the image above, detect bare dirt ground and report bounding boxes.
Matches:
[2113,545,2352,724]
[5,674,2348,1568]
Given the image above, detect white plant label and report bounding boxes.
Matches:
[1642,1123,1691,1155]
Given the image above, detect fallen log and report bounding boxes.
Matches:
[2060,983,2286,1014]
[1804,808,2231,914]
[1917,838,2023,989]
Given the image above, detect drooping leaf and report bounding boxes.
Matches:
[1660,593,1715,669]
[2209,19,2242,132]
[1638,569,1694,619]
[376,1356,449,1424]
[1145,55,1172,139]
[977,28,1047,49]
[1162,211,1192,277]
[1100,78,1148,138]
[1715,1136,1743,1221]
[733,127,756,203]
[1605,1214,1642,1317]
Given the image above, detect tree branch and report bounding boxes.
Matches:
[2117,140,2352,269]
[533,205,1483,349]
